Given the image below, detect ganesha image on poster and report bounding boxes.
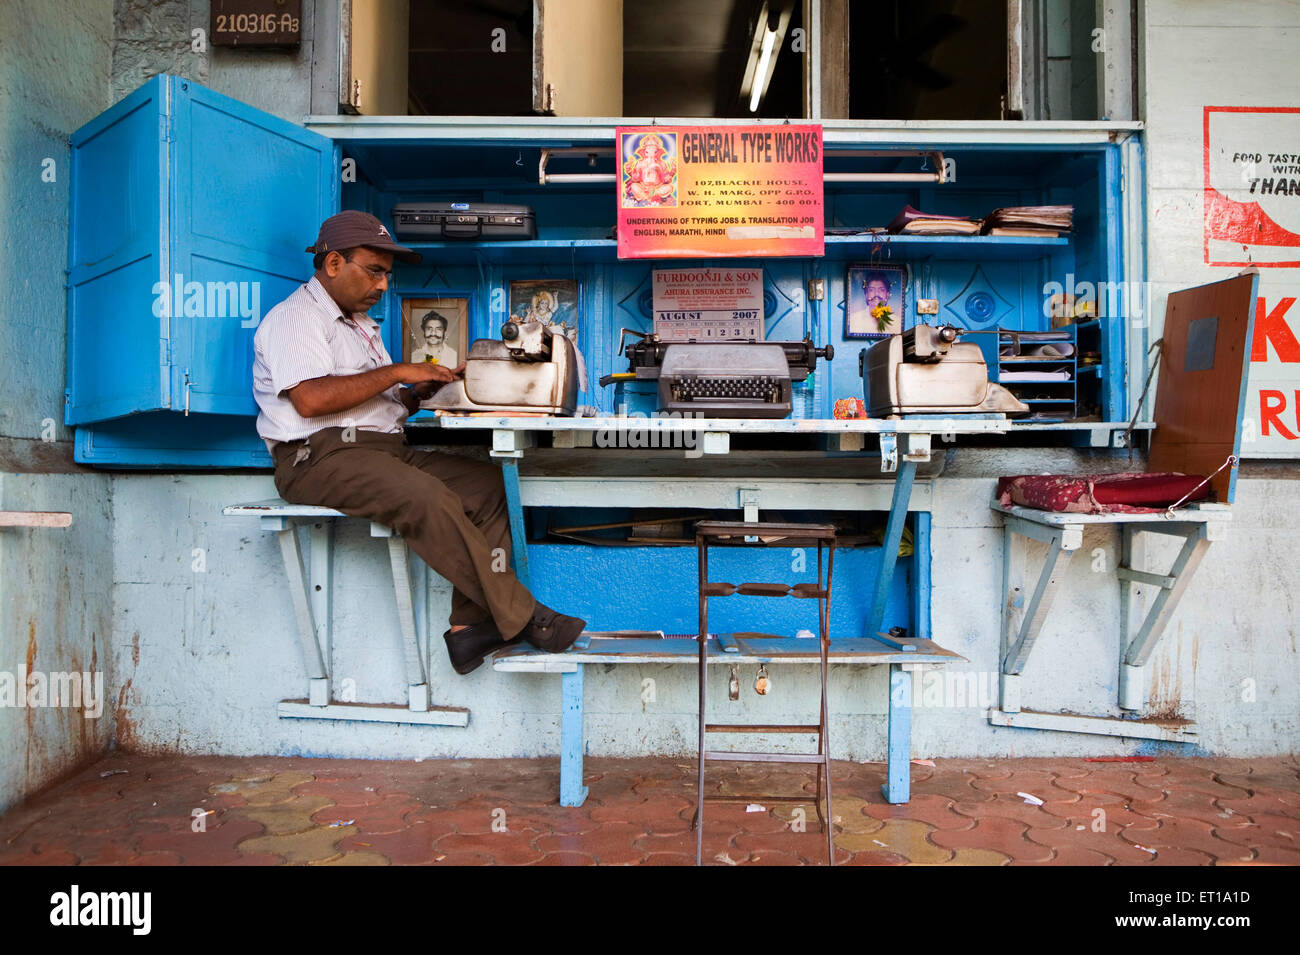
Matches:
[621,131,678,208]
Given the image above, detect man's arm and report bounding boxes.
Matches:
[288,362,458,418]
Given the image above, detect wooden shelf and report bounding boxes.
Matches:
[393,232,1072,265]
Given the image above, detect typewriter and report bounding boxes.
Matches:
[860,324,1028,417]
[603,333,833,419]
[422,320,578,415]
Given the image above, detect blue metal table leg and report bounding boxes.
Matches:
[869,459,918,636]
[883,662,912,803]
[499,457,531,589]
[560,665,589,807]
[912,511,932,641]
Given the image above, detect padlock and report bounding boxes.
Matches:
[754,664,771,695]
[728,664,740,701]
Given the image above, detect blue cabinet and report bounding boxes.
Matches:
[66,75,338,466]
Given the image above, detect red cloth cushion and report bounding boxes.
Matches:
[996,472,1211,514]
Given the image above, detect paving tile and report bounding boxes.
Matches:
[942,848,1013,866]
[590,796,693,828]
[336,828,445,865]
[311,793,421,835]
[719,803,816,835]
[740,850,811,866]
[537,823,647,864]
[848,819,954,864]
[968,769,1062,796]
[78,842,147,865]
[430,850,493,865]
[1210,814,1299,850]
[1131,788,1256,830]
[292,779,388,808]
[1211,763,1300,796]
[225,794,336,836]
[138,817,265,863]
[406,800,511,835]
[129,851,183,865]
[733,829,834,863]
[632,830,696,854]
[1051,770,1168,803]
[931,816,1053,863]
[1118,818,1246,864]
[771,794,876,835]
[952,793,1071,830]
[209,772,316,807]
[434,831,545,865]
[870,794,977,832]
[641,852,696,865]
[908,772,993,803]
[1249,845,1300,864]
[0,846,80,866]
[531,851,598,865]
[237,824,356,864]
[1214,792,1300,820]
[840,849,910,866]
[489,806,598,836]
[1025,826,1153,865]
[1022,845,1113,865]
[310,851,389,866]
[1039,795,1161,832]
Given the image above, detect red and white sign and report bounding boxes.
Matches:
[1202,107,1300,457]
[1204,106,1300,267]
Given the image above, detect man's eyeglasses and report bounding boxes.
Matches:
[343,257,393,284]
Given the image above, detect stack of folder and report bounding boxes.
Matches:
[980,205,1073,237]
[886,205,981,235]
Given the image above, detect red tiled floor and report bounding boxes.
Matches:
[1,755,1297,866]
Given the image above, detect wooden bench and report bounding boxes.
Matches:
[493,632,963,806]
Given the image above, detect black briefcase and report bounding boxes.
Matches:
[391,202,537,240]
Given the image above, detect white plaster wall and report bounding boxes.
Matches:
[106,456,1299,761]
[0,0,118,814]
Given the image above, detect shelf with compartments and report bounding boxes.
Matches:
[993,326,1079,422]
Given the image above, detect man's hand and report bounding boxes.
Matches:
[395,361,465,389]
[401,363,466,412]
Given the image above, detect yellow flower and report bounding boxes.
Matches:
[871,303,894,331]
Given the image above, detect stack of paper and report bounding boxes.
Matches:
[886,205,981,235]
[981,205,1073,236]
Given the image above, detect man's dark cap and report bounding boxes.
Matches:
[306,210,422,265]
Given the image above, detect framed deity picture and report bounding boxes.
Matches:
[402,296,469,367]
[845,264,908,339]
[507,279,580,344]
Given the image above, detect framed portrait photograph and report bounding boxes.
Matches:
[507,279,580,344]
[845,264,908,339]
[402,297,469,367]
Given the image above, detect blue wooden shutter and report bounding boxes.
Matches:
[168,80,338,417]
[66,78,171,425]
[66,75,338,466]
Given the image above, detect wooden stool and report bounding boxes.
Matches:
[693,521,836,866]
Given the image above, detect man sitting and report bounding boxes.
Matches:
[252,210,584,674]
